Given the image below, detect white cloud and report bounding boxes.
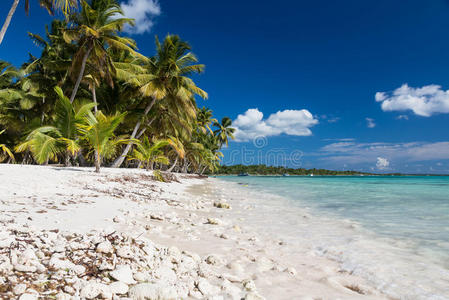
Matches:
[376,157,390,170]
[120,0,161,34]
[233,108,318,142]
[396,115,409,120]
[320,141,449,166]
[375,84,449,117]
[365,117,376,128]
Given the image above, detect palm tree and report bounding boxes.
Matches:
[0,61,20,88]
[63,0,140,103]
[78,110,126,172]
[128,136,169,171]
[24,20,78,124]
[0,129,15,162]
[213,117,235,146]
[197,107,216,134]
[15,86,95,165]
[0,0,78,45]
[112,34,208,168]
[83,74,100,114]
[166,136,185,172]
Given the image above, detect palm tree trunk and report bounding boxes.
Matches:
[182,160,190,173]
[41,96,46,124]
[135,116,156,139]
[69,46,92,103]
[111,97,157,168]
[21,151,28,164]
[94,150,100,173]
[167,157,178,172]
[65,152,71,167]
[92,85,98,114]
[136,128,146,139]
[0,0,20,46]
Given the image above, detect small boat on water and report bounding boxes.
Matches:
[238,172,249,176]
[283,173,290,177]
[309,173,314,177]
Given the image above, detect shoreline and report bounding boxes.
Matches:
[0,164,390,299]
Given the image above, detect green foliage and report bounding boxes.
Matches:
[215,165,375,176]
[16,126,61,164]
[152,170,165,182]
[78,111,127,171]
[213,117,235,146]
[128,136,169,170]
[0,2,234,174]
[0,129,14,162]
[79,111,126,156]
[15,87,95,164]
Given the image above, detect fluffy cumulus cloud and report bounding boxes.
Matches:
[365,117,376,128]
[120,0,161,34]
[233,108,318,142]
[375,84,449,117]
[319,141,449,169]
[376,157,390,170]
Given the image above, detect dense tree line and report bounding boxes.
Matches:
[215,164,380,176]
[0,0,235,175]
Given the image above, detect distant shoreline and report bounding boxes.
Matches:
[214,164,449,176]
[214,173,449,176]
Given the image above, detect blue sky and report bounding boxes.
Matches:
[2,0,449,173]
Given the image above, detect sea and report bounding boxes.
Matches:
[218,175,449,300]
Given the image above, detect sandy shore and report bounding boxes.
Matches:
[0,164,392,299]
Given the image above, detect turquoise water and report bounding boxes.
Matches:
[218,175,449,299]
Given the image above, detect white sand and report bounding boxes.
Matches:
[0,164,392,299]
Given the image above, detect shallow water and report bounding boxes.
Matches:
[218,175,449,300]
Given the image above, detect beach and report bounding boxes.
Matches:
[0,164,396,299]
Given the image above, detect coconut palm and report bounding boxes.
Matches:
[63,0,140,103]
[0,61,21,88]
[78,110,126,172]
[15,86,95,165]
[213,117,235,147]
[128,136,169,171]
[0,0,78,46]
[166,136,185,172]
[197,107,216,134]
[111,34,208,168]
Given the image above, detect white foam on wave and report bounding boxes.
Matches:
[216,178,449,300]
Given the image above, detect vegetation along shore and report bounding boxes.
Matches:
[0,0,235,174]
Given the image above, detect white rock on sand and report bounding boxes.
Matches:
[110,265,136,285]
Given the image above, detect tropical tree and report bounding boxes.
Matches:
[197,107,216,134]
[0,1,230,174]
[166,136,185,172]
[112,34,208,168]
[0,60,20,88]
[78,110,126,172]
[128,136,169,171]
[0,0,78,45]
[15,86,95,165]
[213,117,235,146]
[63,0,140,103]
